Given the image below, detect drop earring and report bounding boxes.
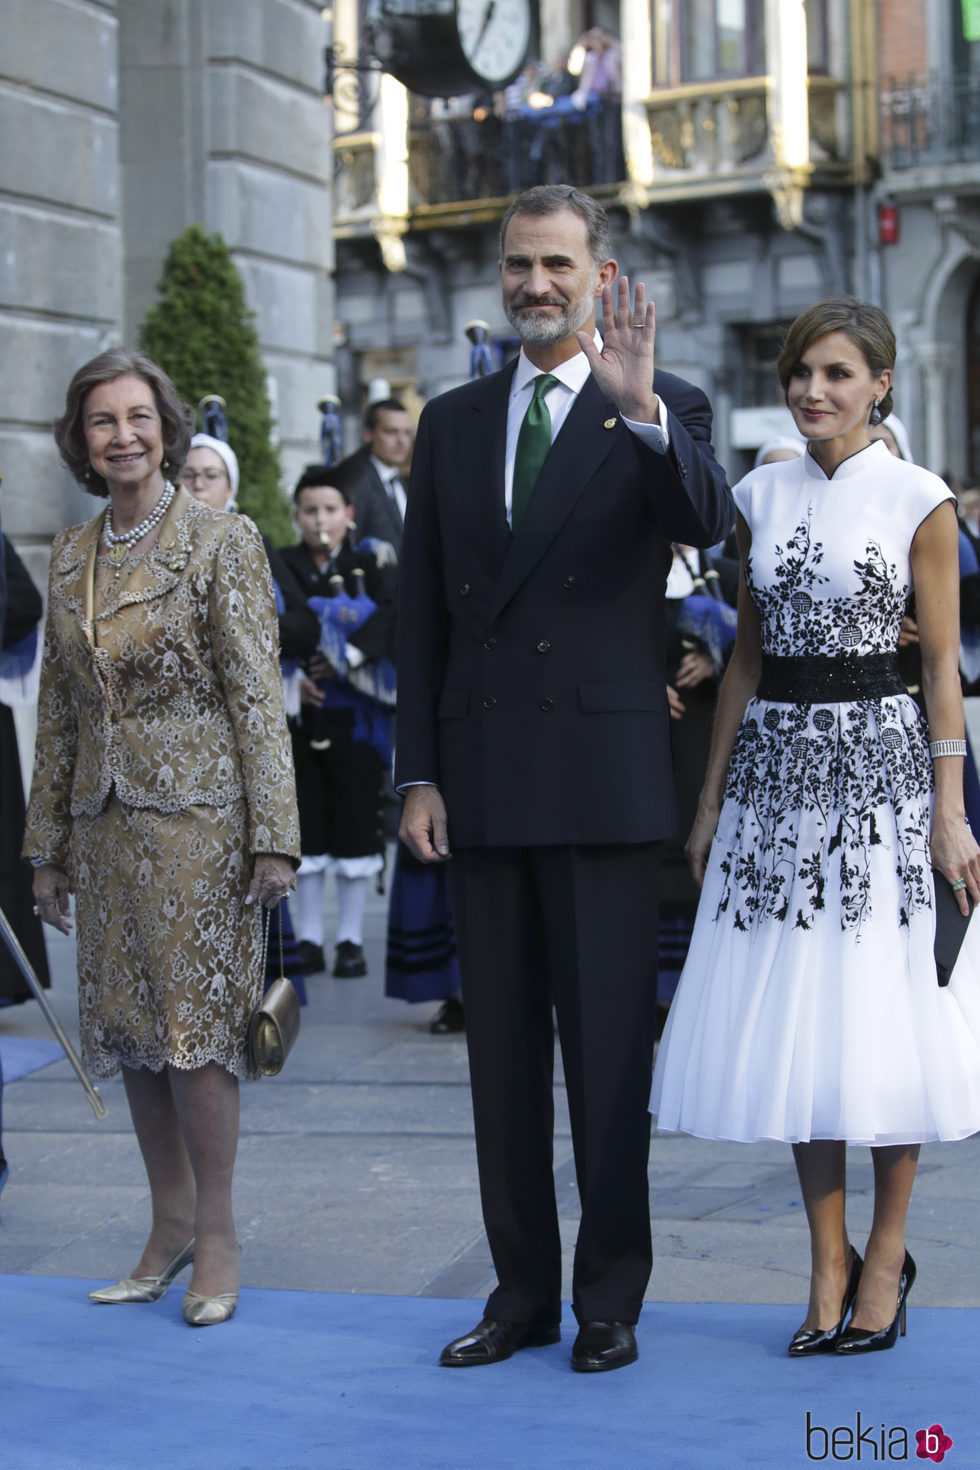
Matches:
[869,398,883,426]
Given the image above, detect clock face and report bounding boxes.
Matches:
[456,0,532,87]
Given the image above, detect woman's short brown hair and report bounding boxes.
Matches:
[53,348,194,498]
[777,297,896,421]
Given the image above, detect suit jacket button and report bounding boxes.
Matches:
[563,575,576,589]
[483,635,496,650]
[536,639,550,654]
[459,583,471,597]
[483,696,496,709]
[539,697,554,712]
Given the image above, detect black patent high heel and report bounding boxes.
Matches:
[788,1250,863,1357]
[836,1250,916,1356]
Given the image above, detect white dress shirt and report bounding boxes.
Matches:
[371,457,407,522]
[504,333,670,525]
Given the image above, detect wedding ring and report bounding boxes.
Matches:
[950,878,967,892]
[631,322,645,329]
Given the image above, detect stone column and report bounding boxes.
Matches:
[764,0,809,227]
[0,0,122,555]
[119,0,336,486]
[620,0,654,188]
[916,342,955,475]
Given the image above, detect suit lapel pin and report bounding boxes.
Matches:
[603,418,617,430]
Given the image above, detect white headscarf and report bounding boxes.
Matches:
[880,414,913,464]
[753,436,806,469]
[189,433,239,508]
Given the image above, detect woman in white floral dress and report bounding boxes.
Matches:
[651,299,980,1356]
[25,350,300,1325]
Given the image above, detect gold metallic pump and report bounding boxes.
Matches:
[182,1288,238,1327]
[182,1242,241,1326]
[88,1239,195,1304]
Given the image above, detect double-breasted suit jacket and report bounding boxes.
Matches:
[23,487,300,1079]
[396,357,734,1327]
[395,364,734,838]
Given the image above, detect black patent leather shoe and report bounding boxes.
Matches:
[836,1251,916,1356]
[430,997,464,1034]
[439,1317,560,1367]
[788,1250,863,1357]
[571,1321,638,1373]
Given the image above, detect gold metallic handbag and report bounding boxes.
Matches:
[248,905,301,1076]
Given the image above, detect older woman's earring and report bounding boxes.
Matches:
[869,399,883,426]
[83,465,92,481]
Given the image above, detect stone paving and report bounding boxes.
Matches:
[2,868,978,1310]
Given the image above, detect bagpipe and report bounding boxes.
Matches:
[674,547,738,674]
[306,539,396,763]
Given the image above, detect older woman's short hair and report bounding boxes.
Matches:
[54,348,194,498]
[777,298,896,422]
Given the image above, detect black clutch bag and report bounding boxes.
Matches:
[933,871,974,987]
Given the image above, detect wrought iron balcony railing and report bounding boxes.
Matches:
[406,97,624,210]
[881,71,980,170]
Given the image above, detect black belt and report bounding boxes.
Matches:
[757,653,905,704]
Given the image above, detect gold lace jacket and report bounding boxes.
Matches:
[23,487,300,873]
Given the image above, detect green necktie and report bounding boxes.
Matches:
[512,373,559,530]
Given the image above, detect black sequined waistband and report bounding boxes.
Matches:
[757,653,906,704]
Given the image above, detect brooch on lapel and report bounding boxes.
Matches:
[160,536,188,573]
[603,418,617,430]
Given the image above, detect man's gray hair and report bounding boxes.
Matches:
[499,186,613,266]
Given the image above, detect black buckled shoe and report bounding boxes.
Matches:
[439,1317,560,1367]
[333,941,367,978]
[430,997,464,1034]
[296,940,326,973]
[571,1321,638,1373]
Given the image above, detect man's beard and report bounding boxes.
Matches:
[505,272,598,346]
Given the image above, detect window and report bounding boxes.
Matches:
[804,0,829,75]
[742,323,793,407]
[681,0,764,81]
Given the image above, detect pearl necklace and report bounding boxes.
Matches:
[103,481,176,568]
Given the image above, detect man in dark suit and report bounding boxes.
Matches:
[396,185,733,1373]
[330,398,413,554]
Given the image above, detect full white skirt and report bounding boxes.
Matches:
[651,722,980,1146]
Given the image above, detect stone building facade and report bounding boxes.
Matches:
[329,0,979,483]
[0,0,334,576]
[876,0,980,478]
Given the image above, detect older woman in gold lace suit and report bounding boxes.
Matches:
[24,349,300,1326]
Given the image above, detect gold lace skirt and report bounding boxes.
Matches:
[70,796,262,1079]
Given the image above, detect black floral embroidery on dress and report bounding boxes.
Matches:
[747,507,908,659]
[717,507,933,936]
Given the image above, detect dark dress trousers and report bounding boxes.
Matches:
[395,362,733,1328]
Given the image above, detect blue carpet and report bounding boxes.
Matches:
[1,1278,976,1468]
[0,1036,65,1081]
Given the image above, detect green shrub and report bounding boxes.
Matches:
[139,225,292,542]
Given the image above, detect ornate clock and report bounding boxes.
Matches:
[366,0,533,97]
